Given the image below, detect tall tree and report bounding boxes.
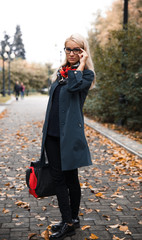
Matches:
[86,0,142,130]
[89,0,142,46]
[13,25,26,59]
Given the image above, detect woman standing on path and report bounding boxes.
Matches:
[41,33,95,240]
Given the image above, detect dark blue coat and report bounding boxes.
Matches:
[41,69,95,171]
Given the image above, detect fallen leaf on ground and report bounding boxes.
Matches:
[95,192,103,197]
[109,224,120,229]
[37,223,44,227]
[15,222,23,226]
[15,200,30,209]
[124,229,132,235]
[89,233,99,239]
[112,235,125,240]
[39,217,46,221]
[102,215,110,221]
[85,208,93,214]
[2,208,10,214]
[119,225,128,231]
[116,205,123,211]
[134,207,142,210]
[81,225,91,230]
[88,199,95,202]
[111,194,124,198]
[95,209,100,212]
[28,233,37,239]
[41,229,49,240]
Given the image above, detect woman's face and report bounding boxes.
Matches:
[65,40,81,66]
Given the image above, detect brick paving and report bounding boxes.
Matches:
[0,96,142,240]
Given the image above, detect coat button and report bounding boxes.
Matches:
[79,123,82,127]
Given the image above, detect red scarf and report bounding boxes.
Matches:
[59,65,77,78]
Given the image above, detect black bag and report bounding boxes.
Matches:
[26,150,56,198]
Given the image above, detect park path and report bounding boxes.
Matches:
[0,96,141,240]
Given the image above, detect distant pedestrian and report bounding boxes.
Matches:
[14,81,20,101]
[20,82,25,99]
[40,33,95,240]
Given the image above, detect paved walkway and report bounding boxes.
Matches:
[0,96,142,240]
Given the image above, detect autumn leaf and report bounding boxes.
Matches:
[81,225,91,230]
[102,215,110,221]
[31,139,36,142]
[47,225,52,230]
[95,192,105,198]
[134,207,142,210]
[112,235,125,240]
[35,215,46,221]
[2,208,10,214]
[49,203,58,208]
[116,205,123,211]
[118,225,132,235]
[88,199,95,202]
[28,233,37,239]
[37,223,44,227]
[89,233,99,239]
[15,200,30,209]
[95,192,103,197]
[109,224,120,229]
[125,229,132,235]
[110,203,117,206]
[15,222,24,226]
[85,208,93,214]
[5,182,10,186]
[111,194,124,198]
[95,209,100,213]
[41,229,49,240]
[119,225,128,231]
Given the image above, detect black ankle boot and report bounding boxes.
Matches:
[72,217,80,228]
[49,223,75,240]
[51,217,80,232]
[51,221,64,232]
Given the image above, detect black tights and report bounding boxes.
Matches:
[45,135,81,223]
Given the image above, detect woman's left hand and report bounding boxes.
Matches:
[78,48,88,64]
[77,48,88,71]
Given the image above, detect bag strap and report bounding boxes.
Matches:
[39,147,49,167]
[26,168,32,188]
[44,147,49,164]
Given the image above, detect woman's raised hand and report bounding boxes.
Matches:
[77,48,88,71]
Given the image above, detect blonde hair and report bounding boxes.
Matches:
[52,33,95,88]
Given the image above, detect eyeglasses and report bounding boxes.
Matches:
[64,47,81,55]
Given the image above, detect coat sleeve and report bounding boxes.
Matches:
[67,69,95,93]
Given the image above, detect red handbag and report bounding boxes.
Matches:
[26,160,56,198]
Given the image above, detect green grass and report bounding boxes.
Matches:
[0,95,11,103]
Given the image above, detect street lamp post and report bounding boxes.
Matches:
[0,41,7,97]
[5,45,15,95]
[123,0,128,29]
[0,37,15,97]
[2,55,6,97]
[118,0,129,126]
